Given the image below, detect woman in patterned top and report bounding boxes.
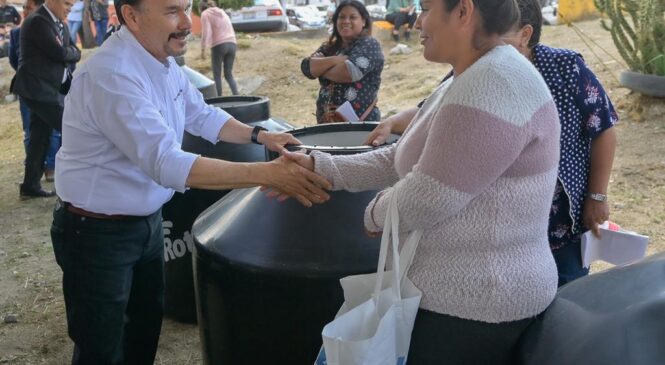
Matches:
[502,0,618,286]
[300,0,384,124]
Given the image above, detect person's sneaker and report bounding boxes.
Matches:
[44,169,55,182]
[392,33,399,42]
[19,184,56,200]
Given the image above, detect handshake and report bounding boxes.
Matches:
[258,131,330,208]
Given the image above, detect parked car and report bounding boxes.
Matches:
[228,0,288,33]
[286,6,326,30]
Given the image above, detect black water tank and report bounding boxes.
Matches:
[518,252,665,365]
[192,123,400,364]
[162,96,293,323]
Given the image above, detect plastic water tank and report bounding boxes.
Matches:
[162,96,293,323]
[192,123,400,364]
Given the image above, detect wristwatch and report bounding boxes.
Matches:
[588,193,608,202]
[251,126,267,145]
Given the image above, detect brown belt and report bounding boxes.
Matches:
[59,199,142,221]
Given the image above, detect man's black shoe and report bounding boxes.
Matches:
[20,185,56,200]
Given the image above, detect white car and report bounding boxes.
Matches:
[228,0,289,33]
[286,6,327,30]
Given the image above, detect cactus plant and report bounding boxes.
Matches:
[594,0,665,76]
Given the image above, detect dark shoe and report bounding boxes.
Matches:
[20,184,56,200]
[44,169,55,182]
[392,33,399,42]
[405,30,411,41]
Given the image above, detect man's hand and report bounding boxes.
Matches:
[583,198,610,238]
[259,131,301,155]
[364,120,392,146]
[264,156,331,207]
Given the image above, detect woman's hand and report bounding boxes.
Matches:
[258,131,301,156]
[583,198,610,238]
[264,156,331,207]
[364,120,393,146]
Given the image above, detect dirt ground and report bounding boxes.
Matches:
[1,19,664,364]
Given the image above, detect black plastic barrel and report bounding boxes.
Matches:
[518,251,665,365]
[180,64,218,99]
[162,96,293,323]
[192,123,400,364]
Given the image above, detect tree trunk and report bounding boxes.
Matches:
[81,0,97,49]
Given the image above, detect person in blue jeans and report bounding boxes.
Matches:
[90,0,108,46]
[8,0,60,181]
[67,0,84,44]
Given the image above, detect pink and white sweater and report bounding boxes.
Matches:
[312,45,560,323]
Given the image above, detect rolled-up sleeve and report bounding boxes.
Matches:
[88,72,201,192]
[181,69,231,143]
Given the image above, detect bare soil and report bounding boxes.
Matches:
[0,20,663,364]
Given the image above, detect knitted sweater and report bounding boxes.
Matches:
[312,45,560,323]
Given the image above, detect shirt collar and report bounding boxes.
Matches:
[532,44,564,87]
[116,26,174,80]
[43,3,60,23]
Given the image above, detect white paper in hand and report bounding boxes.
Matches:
[335,101,360,123]
[581,221,649,268]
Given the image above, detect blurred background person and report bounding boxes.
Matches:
[13,0,80,198]
[90,0,108,46]
[9,0,61,184]
[199,0,238,96]
[385,0,416,42]
[301,0,383,123]
[66,0,83,44]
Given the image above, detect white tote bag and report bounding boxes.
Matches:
[315,195,423,365]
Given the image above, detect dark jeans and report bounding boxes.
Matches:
[552,238,589,287]
[407,308,535,365]
[211,42,238,96]
[21,98,63,191]
[95,18,108,46]
[19,96,61,170]
[385,11,417,32]
[51,202,164,365]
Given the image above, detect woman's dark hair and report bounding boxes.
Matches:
[516,0,543,48]
[323,0,372,55]
[443,0,520,36]
[199,0,216,14]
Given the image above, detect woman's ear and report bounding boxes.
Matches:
[521,24,534,48]
[458,0,474,21]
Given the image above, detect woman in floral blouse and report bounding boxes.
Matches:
[300,0,384,124]
[503,0,618,286]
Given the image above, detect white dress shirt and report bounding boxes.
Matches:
[56,27,231,215]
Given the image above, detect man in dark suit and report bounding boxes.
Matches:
[13,0,80,198]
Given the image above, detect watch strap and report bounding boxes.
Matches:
[588,193,608,202]
[251,126,267,145]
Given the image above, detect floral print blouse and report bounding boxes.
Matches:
[532,44,619,249]
[301,36,384,123]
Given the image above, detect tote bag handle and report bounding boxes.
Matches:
[372,194,422,303]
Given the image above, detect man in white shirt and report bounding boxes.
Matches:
[51,0,331,362]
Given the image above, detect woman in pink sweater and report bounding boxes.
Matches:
[286,0,560,363]
[200,1,238,96]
